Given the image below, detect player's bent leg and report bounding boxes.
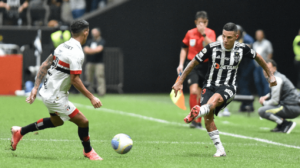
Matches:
[70,111,103,160]
[184,93,224,123]
[204,111,226,157]
[11,115,61,151]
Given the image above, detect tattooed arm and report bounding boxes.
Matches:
[26,54,54,104]
[172,58,199,97]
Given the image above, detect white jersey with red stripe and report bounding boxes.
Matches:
[39,38,84,100]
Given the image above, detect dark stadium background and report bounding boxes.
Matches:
[1,0,300,93]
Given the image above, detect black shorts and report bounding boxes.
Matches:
[185,61,207,88]
[200,84,236,116]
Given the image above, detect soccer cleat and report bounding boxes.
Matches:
[84,148,103,160]
[281,121,296,134]
[184,105,200,123]
[270,124,281,132]
[189,121,202,128]
[11,126,23,151]
[213,149,226,157]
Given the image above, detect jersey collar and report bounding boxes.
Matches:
[69,38,82,50]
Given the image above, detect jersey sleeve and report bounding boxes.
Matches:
[243,44,256,59]
[69,55,83,74]
[195,44,212,63]
[182,31,190,47]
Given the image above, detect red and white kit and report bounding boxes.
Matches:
[39,38,84,121]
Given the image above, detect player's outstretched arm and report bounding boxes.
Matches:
[70,74,102,108]
[255,53,277,87]
[26,54,54,104]
[172,58,199,97]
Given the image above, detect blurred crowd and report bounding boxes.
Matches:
[0,0,109,26]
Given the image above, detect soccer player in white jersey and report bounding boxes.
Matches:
[10,20,103,161]
[172,22,277,157]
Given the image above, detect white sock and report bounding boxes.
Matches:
[269,114,283,124]
[196,104,210,118]
[208,130,224,151]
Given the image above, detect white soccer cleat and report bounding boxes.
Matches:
[213,149,226,157]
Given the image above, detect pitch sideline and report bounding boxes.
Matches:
[73,103,300,150]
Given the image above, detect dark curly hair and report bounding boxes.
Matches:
[70,20,89,35]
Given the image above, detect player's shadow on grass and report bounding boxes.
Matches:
[180,152,212,158]
[14,155,83,161]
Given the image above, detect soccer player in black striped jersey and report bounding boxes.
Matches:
[172,22,277,157]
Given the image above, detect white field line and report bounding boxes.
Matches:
[0,138,277,147]
[73,103,300,150]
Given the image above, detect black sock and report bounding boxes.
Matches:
[78,127,92,153]
[20,118,55,136]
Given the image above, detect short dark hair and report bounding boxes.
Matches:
[195,11,208,20]
[266,59,277,68]
[70,20,89,35]
[223,22,237,33]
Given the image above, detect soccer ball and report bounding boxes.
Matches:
[111,133,133,154]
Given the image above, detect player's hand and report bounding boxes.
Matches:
[91,96,102,108]
[5,4,10,11]
[259,97,265,105]
[177,65,183,75]
[268,75,277,87]
[26,87,38,104]
[172,82,183,97]
[197,22,206,35]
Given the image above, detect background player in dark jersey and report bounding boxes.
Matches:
[172,22,277,157]
[176,11,216,128]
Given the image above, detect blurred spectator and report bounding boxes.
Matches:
[27,0,50,26]
[235,25,256,112]
[91,0,106,11]
[253,29,272,96]
[253,30,273,60]
[293,29,300,88]
[83,28,106,96]
[258,59,299,134]
[48,20,71,50]
[85,0,92,13]
[60,0,72,24]
[0,0,29,25]
[69,0,85,19]
[47,0,62,21]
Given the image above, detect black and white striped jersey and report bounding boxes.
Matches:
[195,41,256,88]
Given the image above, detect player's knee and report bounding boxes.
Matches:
[190,89,198,95]
[53,120,64,127]
[80,118,89,127]
[258,108,265,117]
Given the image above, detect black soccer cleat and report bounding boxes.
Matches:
[270,124,281,132]
[279,121,296,134]
[189,121,202,129]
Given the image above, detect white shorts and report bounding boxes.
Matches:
[41,95,79,121]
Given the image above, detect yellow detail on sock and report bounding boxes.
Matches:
[266,106,283,114]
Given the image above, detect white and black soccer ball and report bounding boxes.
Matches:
[111,133,133,154]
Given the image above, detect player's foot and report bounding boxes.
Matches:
[189,121,202,128]
[280,121,296,134]
[84,148,103,160]
[184,105,200,123]
[213,149,226,157]
[270,124,281,132]
[11,126,23,151]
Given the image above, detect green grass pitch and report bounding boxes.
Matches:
[1,94,300,168]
